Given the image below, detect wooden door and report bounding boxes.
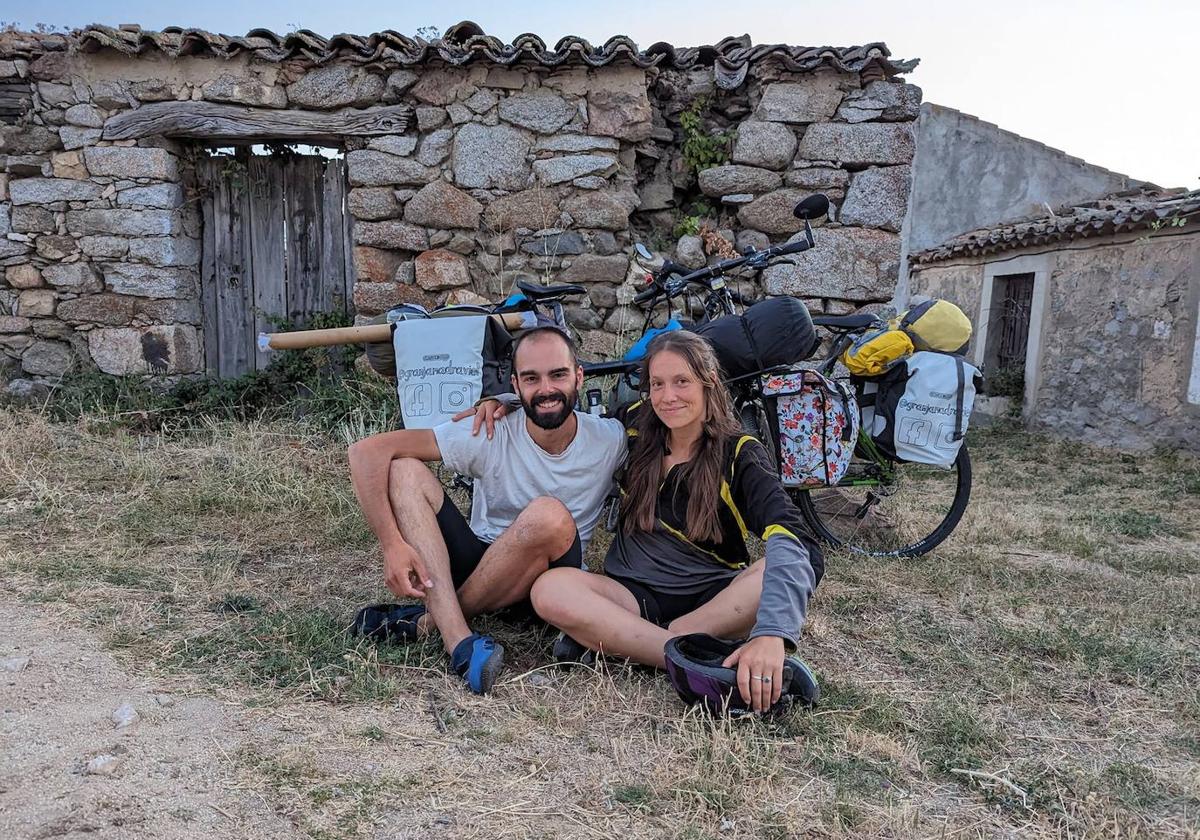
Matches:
[198,150,353,377]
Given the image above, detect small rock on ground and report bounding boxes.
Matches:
[2,656,31,672]
[111,702,140,729]
[85,754,123,776]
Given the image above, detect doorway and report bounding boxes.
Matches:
[197,146,353,377]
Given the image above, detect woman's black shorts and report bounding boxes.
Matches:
[607,573,732,627]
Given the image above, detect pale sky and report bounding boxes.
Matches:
[7,0,1198,190]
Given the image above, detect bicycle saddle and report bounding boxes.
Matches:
[810,312,881,331]
[517,279,586,300]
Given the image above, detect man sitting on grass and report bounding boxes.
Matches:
[347,326,626,694]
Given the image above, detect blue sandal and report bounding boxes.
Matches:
[450,633,505,694]
[350,603,426,644]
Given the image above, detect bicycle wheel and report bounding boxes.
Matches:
[793,446,972,557]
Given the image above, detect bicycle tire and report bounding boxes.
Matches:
[793,445,972,558]
[737,400,777,471]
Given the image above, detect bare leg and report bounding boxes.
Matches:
[534,560,768,670]
[386,458,472,653]
[530,568,675,667]
[456,496,578,618]
[667,559,765,638]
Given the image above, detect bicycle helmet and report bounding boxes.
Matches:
[664,633,820,716]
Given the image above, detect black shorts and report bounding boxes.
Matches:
[435,491,583,589]
[607,573,732,627]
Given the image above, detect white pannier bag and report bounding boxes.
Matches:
[859,351,981,467]
[392,315,488,429]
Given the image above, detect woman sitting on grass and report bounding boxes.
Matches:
[530,330,824,713]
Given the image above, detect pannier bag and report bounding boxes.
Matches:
[364,304,432,378]
[893,298,972,354]
[762,369,859,487]
[392,315,490,429]
[858,351,981,467]
[693,296,820,379]
[841,328,914,377]
[366,304,514,401]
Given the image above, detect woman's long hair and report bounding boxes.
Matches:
[621,331,743,544]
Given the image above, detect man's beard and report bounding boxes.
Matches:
[521,386,578,430]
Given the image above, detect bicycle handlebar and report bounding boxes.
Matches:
[633,285,660,305]
[775,234,814,256]
[635,195,825,309]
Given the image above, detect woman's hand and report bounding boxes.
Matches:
[450,398,512,439]
[722,635,786,713]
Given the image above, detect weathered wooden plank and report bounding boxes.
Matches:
[213,153,255,377]
[283,156,325,327]
[320,159,349,316]
[248,155,287,371]
[198,158,220,374]
[340,158,356,307]
[102,101,412,142]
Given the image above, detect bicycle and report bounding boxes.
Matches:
[566,196,972,558]
[410,193,971,557]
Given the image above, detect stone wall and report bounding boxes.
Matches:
[910,231,1200,452]
[0,31,920,390]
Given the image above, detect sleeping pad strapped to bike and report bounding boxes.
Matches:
[690,296,820,379]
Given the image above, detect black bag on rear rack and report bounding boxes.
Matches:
[692,296,819,379]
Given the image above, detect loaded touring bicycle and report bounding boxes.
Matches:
[263,194,980,557]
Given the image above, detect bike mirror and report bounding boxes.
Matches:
[793,194,830,221]
[634,243,654,262]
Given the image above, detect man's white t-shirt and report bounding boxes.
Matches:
[433,411,627,551]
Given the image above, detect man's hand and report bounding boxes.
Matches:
[450,398,512,439]
[722,635,786,713]
[383,543,434,599]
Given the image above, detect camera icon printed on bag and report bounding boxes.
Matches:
[936,425,959,449]
[440,381,473,413]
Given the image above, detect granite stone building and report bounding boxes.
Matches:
[0,21,920,387]
[909,188,1200,451]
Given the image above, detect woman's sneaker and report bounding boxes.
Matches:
[552,632,596,666]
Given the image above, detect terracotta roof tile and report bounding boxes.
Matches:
[1,21,916,87]
[913,189,1200,264]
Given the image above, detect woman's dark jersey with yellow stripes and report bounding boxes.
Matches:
[605,403,824,644]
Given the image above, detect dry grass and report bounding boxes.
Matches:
[2,407,1198,839]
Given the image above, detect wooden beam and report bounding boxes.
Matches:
[260,313,530,351]
[102,101,413,142]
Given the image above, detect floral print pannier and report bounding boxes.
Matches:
[762,370,859,487]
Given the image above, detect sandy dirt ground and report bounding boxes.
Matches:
[0,597,299,839]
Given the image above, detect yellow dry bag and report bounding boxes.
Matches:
[842,328,914,377]
[894,299,972,353]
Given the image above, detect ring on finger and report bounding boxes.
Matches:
[762,676,772,684]
[751,675,765,682]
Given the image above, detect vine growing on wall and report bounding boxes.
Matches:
[669,98,735,239]
[679,97,734,181]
